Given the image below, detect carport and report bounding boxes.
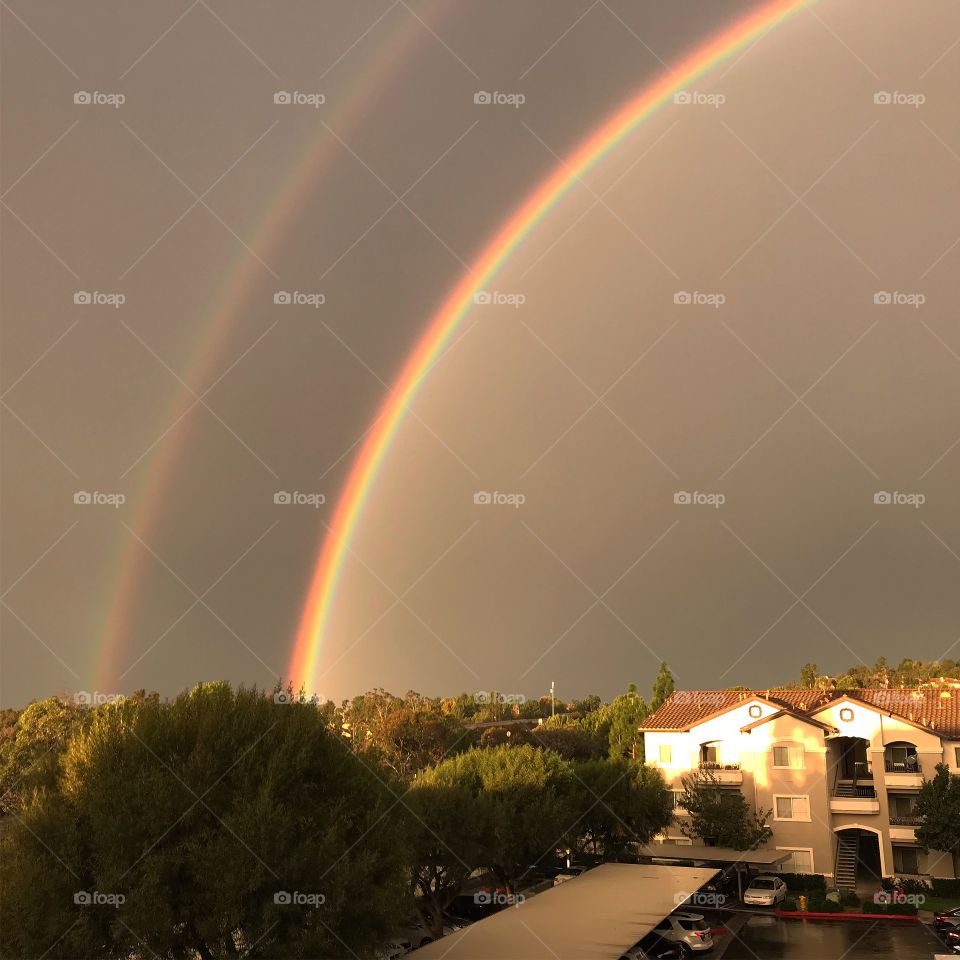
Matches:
[635,844,791,901]
[411,863,718,959]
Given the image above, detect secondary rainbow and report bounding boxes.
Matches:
[96,4,441,688]
[289,0,812,689]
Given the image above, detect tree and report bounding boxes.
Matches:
[799,662,819,688]
[606,684,648,761]
[0,697,86,815]
[0,683,412,959]
[568,695,602,715]
[678,770,771,850]
[531,725,603,761]
[915,764,960,869]
[406,781,484,940]
[423,745,573,894]
[374,708,466,777]
[477,724,534,749]
[565,759,673,859]
[649,663,675,714]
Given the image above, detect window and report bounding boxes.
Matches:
[670,790,686,810]
[659,745,672,764]
[839,707,854,722]
[955,746,960,768]
[701,743,719,765]
[773,743,805,769]
[893,846,920,875]
[890,795,916,818]
[774,795,811,821]
[778,848,813,873]
[748,704,762,718]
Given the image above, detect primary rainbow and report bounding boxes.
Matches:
[289,0,811,689]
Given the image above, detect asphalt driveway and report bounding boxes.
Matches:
[720,915,947,959]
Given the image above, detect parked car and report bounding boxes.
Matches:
[375,938,410,959]
[553,868,587,886]
[935,907,960,928]
[743,874,788,907]
[650,912,713,954]
[939,918,960,950]
[619,931,685,959]
[398,919,460,948]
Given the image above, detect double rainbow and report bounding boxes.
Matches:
[289,0,812,689]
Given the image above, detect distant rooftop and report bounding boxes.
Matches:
[641,688,960,739]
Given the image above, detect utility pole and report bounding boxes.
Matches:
[550,681,555,719]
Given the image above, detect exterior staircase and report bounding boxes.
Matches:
[835,831,860,891]
[834,781,858,797]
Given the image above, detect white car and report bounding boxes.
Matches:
[650,912,713,954]
[743,874,788,906]
[375,939,410,959]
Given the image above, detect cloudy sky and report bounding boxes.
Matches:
[3,0,960,708]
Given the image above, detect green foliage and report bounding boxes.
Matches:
[861,899,918,915]
[0,684,412,959]
[421,745,573,893]
[565,759,672,859]
[338,689,467,777]
[605,685,648,761]
[649,663,675,714]
[915,763,960,854]
[0,697,87,815]
[793,656,960,689]
[799,662,819,687]
[932,878,960,898]
[779,872,826,892]
[405,780,484,940]
[678,770,772,850]
[530,725,604,761]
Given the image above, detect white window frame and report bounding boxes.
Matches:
[772,742,805,770]
[777,846,814,874]
[659,744,673,765]
[773,794,811,822]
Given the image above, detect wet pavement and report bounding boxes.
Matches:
[721,915,947,959]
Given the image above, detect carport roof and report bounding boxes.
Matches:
[410,863,718,959]
[636,844,792,866]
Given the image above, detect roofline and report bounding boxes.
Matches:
[809,693,942,737]
[640,692,808,733]
[740,709,837,734]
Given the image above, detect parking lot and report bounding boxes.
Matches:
[721,915,947,959]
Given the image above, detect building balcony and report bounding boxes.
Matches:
[831,781,879,814]
[889,814,923,826]
[889,814,923,841]
[883,761,924,788]
[697,762,743,785]
[830,794,881,814]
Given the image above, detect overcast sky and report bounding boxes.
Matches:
[3,0,960,708]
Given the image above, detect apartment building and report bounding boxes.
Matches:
[640,688,960,889]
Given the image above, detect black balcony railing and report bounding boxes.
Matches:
[833,782,877,799]
[889,814,923,826]
[853,760,873,780]
[884,759,920,774]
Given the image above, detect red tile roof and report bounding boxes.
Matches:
[641,688,960,739]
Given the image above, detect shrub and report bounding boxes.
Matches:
[780,872,827,892]
[862,899,918,916]
[807,894,842,913]
[881,876,931,896]
[933,878,960,898]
